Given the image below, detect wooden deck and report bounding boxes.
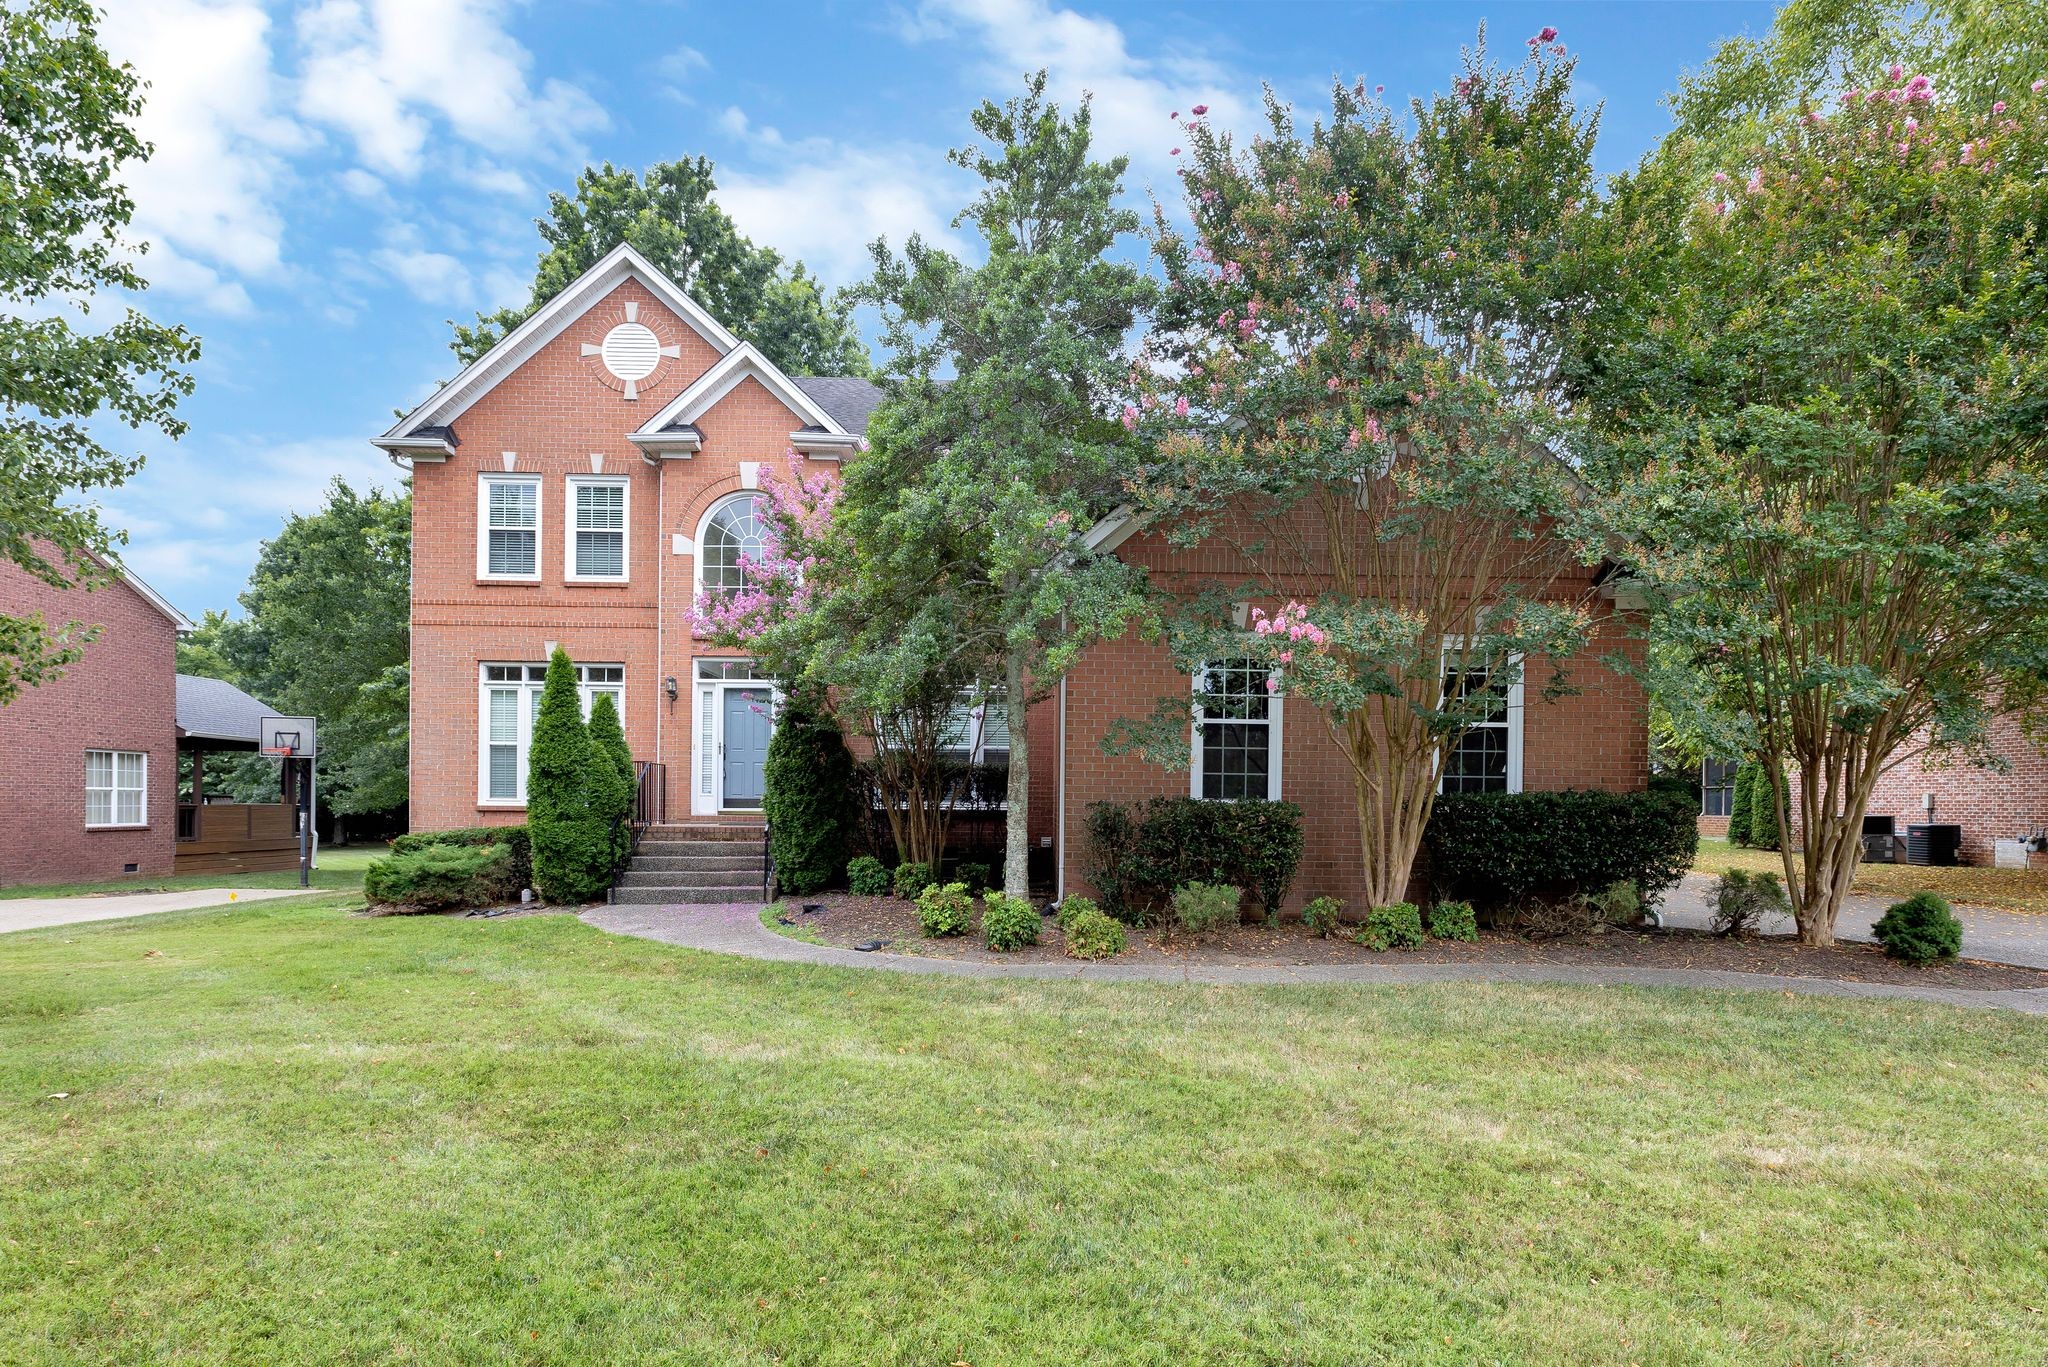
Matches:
[174,804,301,875]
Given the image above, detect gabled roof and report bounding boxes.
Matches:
[373,242,741,454]
[631,341,844,439]
[175,674,275,744]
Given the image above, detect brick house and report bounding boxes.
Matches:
[1864,712,2048,867]
[376,244,1649,908]
[0,552,187,886]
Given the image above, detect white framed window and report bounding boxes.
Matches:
[477,663,626,805]
[695,492,767,598]
[1439,646,1523,795]
[478,475,541,580]
[566,476,629,582]
[1190,659,1283,801]
[86,749,147,827]
[939,695,1010,766]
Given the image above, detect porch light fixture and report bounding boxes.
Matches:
[664,676,679,704]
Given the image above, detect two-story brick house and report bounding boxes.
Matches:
[378,243,1649,910]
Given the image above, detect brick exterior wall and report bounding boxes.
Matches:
[406,278,843,831]
[1845,713,2048,866]
[1054,525,1648,912]
[0,556,179,885]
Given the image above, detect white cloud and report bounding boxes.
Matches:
[659,44,710,77]
[294,0,607,180]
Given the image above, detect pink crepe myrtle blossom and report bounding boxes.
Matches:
[1249,602,1328,649]
[1174,396,1189,417]
[1538,25,1558,41]
[1375,84,1385,95]
[1370,299,1389,319]
[1711,170,1729,184]
[1746,168,1764,192]
[1237,316,1258,338]
[2033,79,2045,94]
[1121,404,1140,430]
[1191,104,1208,115]
[1889,63,1904,81]
[1993,100,2007,114]
[1170,111,1179,119]
[1326,376,1342,393]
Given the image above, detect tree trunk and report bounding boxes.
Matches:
[1780,742,1882,948]
[1343,704,1434,909]
[1003,648,1031,901]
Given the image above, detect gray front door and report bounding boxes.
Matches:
[722,687,772,808]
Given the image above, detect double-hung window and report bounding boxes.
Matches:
[1191,659,1282,801]
[479,663,626,804]
[1439,646,1523,794]
[479,475,541,580]
[568,477,629,582]
[1701,758,1737,816]
[86,750,147,827]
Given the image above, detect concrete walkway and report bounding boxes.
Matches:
[1660,873,2048,969]
[0,887,307,935]
[584,897,2048,1016]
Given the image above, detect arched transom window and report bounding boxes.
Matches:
[700,493,767,596]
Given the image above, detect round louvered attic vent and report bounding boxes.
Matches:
[599,322,662,382]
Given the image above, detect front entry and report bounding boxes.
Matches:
[721,686,773,809]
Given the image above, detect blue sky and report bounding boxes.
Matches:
[97,0,1774,617]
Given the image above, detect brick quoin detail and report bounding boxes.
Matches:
[0,556,178,885]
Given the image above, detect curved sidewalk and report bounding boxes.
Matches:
[583,900,2048,1016]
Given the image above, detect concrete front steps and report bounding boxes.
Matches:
[609,822,766,905]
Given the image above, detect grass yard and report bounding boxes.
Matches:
[1693,836,2048,916]
[0,845,380,900]
[3,896,2046,1364]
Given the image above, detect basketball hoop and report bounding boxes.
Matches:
[262,744,297,758]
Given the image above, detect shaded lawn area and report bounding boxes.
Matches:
[3,897,2046,1365]
[0,845,379,900]
[1693,836,2048,916]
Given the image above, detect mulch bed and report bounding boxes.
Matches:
[770,892,2048,990]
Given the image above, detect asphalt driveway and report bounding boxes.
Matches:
[1658,873,2048,969]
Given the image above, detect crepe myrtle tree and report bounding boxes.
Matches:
[1578,69,2048,945]
[1121,29,1603,908]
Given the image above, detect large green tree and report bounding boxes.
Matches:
[190,481,412,819]
[1126,30,1604,907]
[452,159,868,376]
[0,0,197,704]
[848,74,1155,898]
[1578,68,2048,944]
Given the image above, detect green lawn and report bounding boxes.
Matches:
[1693,836,2048,915]
[0,845,380,899]
[3,896,2046,1364]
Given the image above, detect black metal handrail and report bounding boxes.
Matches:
[762,820,773,902]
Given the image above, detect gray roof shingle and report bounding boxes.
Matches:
[176,674,279,744]
[792,375,886,435]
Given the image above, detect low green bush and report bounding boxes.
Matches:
[1054,895,1102,932]
[1582,879,1642,927]
[981,891,1039,951]
[1357,902,1425,952]
[954,861,993,892]
[847,855,891,896]
[1727,763,1757,847]
[1171,881,1241,936]
[1710,870,1790,938]
[1085,798,1303,922]
[365,842,513,911]
[392,825,531,892]
[1425,787,1697,911]
[1428,900,1478,942]
[1873,891,1963,964]
[1303,896,1345,938]
[894,861,935,900]
[915,881,972,937]
[1062,907,1127,960]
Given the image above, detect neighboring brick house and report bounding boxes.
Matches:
[375,243,1650,906]
[1834,713,2046,868]
[0,552,188,886]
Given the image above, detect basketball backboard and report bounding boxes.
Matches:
[256,715,318,758]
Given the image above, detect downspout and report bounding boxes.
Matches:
[656,457,666,795]
[1057,671,1068,902]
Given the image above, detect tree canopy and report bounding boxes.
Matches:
[451,158,869,377]
[0,0,197,704]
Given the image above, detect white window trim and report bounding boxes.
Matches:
[565,475,630,584]
[690,663,780,816]
[1437,641,1524,796]
[1188,661,1284,802]
[85,749,148,829]
[476,663,625,807]
[477,473,542,582]
[691,490,767,601]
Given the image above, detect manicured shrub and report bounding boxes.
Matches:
[1747,764,1783,852]
[847,855,891,896]
[894,861,935,900]
[1425,787,1698,912]
[1726,763,1756,847]
[954,861,993,893]
[763,692,856,896]
[392,825,531,892]
[1303,895,1345,938]
[915,881,972,937]
[1710,869,1790,938]
[1428,900,1479,942]
[1084,798,1303,922]
[365,842,513,910]
[1873,891,1963,964]
[981,891,1039,951]
[1171,881,1241,936]
[528,648,612,904]
[1062,907,1127,960]
[1054,895,1102,932]
[585,691,636,868]
[1357,902,1425,952]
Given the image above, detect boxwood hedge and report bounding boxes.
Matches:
[1424,787,1697,911]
